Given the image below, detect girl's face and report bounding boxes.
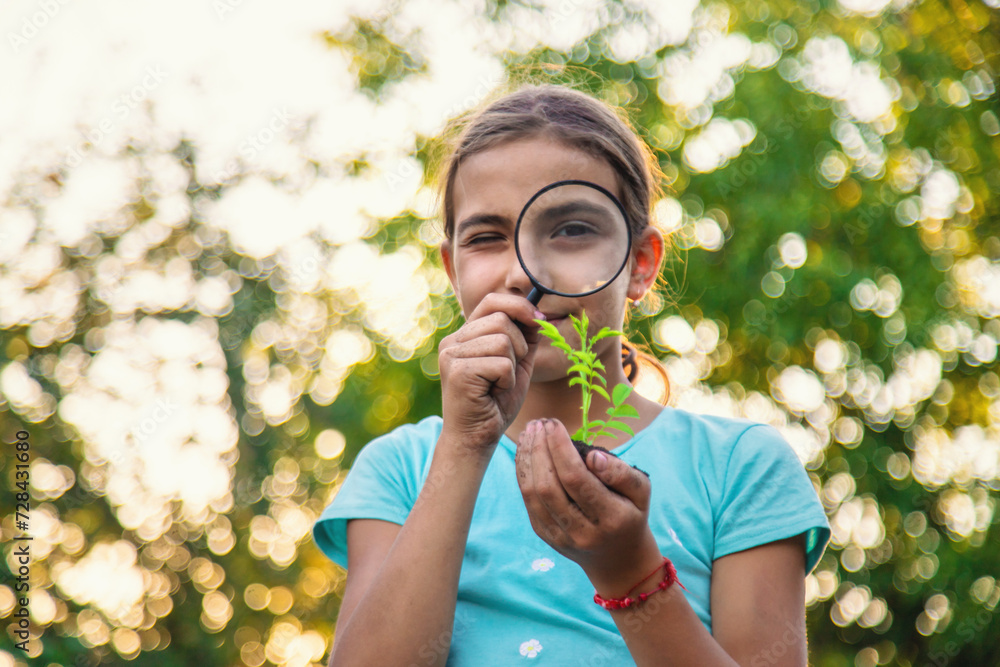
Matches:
[441,135,661,382]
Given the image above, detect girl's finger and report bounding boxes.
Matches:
[450,313,530,360]
[517,422,579,544]
[529,421,590,535]
[584,449,651,512]
[446,333,518,372]
[466,293,543,334]
[515,423,565,544]
[514,423,537,492]
[543,421,625,522]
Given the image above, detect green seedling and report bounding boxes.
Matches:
[534,310,647,476]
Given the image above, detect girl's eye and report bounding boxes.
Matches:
[553,222,594,238]
[465,234,505,246]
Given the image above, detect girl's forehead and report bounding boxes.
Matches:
[452,137,622,215]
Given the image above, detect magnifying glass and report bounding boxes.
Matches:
[515,179,633,307]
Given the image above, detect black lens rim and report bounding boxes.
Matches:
[514,179,633,299]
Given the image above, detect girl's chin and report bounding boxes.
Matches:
[528,352,573,383]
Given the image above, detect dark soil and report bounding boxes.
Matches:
[571,439,649,478]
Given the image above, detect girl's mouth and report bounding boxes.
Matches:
[542,313,570,325]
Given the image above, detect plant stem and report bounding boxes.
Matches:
[577,312,593,445]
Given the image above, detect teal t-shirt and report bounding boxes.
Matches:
[313,407,831,665]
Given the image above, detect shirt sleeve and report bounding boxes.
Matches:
[713,423,831,574]
[311,421,435,569]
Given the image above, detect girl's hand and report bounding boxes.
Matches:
[515,418,662,590]
[438,293,542,457]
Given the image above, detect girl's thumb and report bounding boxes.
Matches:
[590,450,609,472]
[588,450,649,508]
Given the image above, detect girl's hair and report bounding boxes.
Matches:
[437,83,671,404]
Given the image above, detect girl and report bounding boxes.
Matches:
[313,84,831,666]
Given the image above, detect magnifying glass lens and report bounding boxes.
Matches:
[517,183,631,297]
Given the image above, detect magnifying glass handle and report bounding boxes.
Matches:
[515,287,544,334]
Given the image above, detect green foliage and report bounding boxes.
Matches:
[324,17,427,101]
[535,310,639,445]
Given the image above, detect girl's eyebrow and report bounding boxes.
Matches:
[535,200,610,221]
[456,213,511,237]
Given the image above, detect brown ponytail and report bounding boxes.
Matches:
[622,341,671,406]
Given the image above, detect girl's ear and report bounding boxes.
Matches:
[627,226,665,301]
[440,240,464,311]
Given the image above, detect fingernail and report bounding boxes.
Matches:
[534,310,546,320]
[592,451,608,471]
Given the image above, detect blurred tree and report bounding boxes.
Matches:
[1,1,997,666]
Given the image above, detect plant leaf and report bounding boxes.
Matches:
[592,385,610,401]
[568,377,587,388]
[536,319,569,343]
[535,319,558,337]
[611,383,632,406]
[604,420,635,436]
[609,403,639,419]
[569,313,588,345]
[591,328,623,342]
[552,341,574,354]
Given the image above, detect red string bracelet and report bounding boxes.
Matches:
[593,557,686,611]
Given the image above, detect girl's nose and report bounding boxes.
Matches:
[504,252,534,297]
